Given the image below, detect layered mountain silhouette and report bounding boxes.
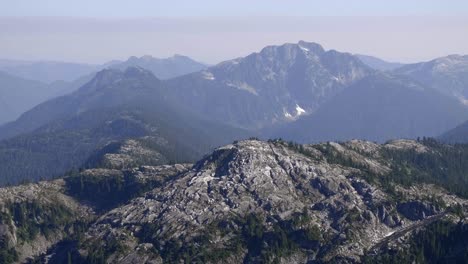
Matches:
[1,41,468,184]
[0,59,98,83]
[0,67,248,184]
[110,54,207,80]
[0,55,207,83]
[0,71,84,125]
[0,55,207,126]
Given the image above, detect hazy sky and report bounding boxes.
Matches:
[1,1,468,64]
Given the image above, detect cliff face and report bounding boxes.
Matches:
[0,139,467,263]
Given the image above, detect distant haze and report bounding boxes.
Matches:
[1,16,467,65]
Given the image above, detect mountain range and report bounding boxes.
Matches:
[1,40,468,264]
[0,40,468,185]
[1,70,94,124]
[0,55,207,83]
[273,73,468,142]
[0,55,207,126]
[109,54,207,80]
[0,67,248,185]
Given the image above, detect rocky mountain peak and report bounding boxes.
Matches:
[257,41,324,62]
[211,41,370,85]
[393,54,468,103]
[431,54,468,71]
[164,41,374,130]
[84,66,158,92]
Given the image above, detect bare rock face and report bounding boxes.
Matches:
[0,163,191,263]
[1,139,466,263]
[384,139,429,153]
[96,138,168,169]
[80,140,467,263]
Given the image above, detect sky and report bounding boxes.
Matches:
[1,1,468,64]
[4,0,468,17]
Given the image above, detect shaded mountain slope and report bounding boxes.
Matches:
[439,119,468,143]
[0,67,160,140]
[0,71,50,125]
[0,68,249,185]
[394,55,468,103]
[271,73,468,143]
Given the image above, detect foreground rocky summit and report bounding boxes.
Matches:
[1,139,467,263]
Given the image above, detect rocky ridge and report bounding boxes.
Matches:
[0,139,467,263]
[78,139,467,263]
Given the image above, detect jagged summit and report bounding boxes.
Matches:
[258,41,325,58]
[82,66,158,94]
[93,66,156,79]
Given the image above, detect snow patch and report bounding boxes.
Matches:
[284,104,307,120]
[299,46,309,52]
[458,96,468,106]
[226,81,258,95]
[202,71,215,80]
[295,104,306,116]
